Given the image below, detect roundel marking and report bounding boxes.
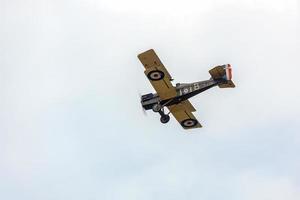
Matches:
[147,70,165,81]
[181,119,198,128]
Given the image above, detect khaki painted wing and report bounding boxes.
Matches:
[167,100,202,129]
[138,49,176,100]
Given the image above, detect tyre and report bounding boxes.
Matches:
[147,70,165,81]
[181,119,198,128]
[160,115,170,124]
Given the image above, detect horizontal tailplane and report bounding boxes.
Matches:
[218,80,235,88]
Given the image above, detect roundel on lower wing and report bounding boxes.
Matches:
[181,119,198,128]
[147,70,165,81]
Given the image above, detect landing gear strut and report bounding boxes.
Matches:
[152,104,162,112]
[152,104,170,124]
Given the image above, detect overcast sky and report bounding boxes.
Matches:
[1,0,300,199]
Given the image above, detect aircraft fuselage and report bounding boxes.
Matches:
[141,78,225,110]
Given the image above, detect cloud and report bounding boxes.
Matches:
[0,0,299,200]
[237,170,300,200]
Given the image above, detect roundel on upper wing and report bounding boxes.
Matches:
[181,119,198,128]
[147,70,165,81]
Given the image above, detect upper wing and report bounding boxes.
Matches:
[138,49,177,100]
[167,100,202,129]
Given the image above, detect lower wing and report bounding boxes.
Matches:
[168,100,202,129]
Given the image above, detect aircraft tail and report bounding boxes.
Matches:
[209,64,235,88]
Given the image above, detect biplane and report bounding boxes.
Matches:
[138,49,235,129]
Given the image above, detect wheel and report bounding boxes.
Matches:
[160,115,170,124]
[181,119,198,128]
[147,70,165,81]
[152,104,162,112]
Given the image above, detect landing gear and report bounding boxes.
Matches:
[158,106,170,124]
[160,115,170,124]
[152,104,162,112]
[152,103,171,124]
